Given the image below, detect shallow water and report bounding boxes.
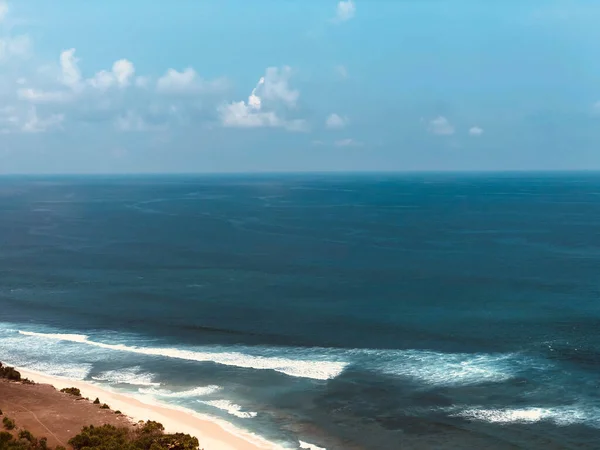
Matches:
[1,174,600,449]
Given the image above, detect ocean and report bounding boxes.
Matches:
[1,173,599,449]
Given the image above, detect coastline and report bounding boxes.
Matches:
[15,366,288,450]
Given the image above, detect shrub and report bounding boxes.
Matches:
[140,421,164,435]
[114,410,122,415]
[0,362,21,381]
[100,404,110,409]
[93,398,100,404]
[68,421,199,450]
[0,431,13,444]
[18,429,35,442]
[0,408,2,415]
[60,387,81,397]
[2,416,15,430]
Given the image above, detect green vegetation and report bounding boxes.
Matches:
[0,420,51,450]
[59,387,81,397]
[0,416,200,450]
[2,417,15,431]
[16,431,34,443]
[0,430,51,450]
[68,421,199,450]
[93,398,100,405]
[99,404,110,410]
[0,362,33,385]
[0,364,21,382]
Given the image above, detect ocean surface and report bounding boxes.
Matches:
[1,173,600,449]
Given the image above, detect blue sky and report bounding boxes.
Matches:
[1,0,600,173]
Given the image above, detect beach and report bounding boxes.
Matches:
[4,367,287,450]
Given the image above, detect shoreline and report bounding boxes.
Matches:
[14,366,289,450]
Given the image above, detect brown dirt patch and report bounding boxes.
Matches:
[0,379,132,448]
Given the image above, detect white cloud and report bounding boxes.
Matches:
[113,59,135,87]
[156,68,227,95]
[429,116,455,135]
[469,126,484,136]
[88,59,135,90]
[220,101,281,128]
[157,68,197,93]
[326,113,347,129]
[0,35,31,60]
[21,107,64,133]
[219,66,305,131]
[259,66,299,107]
[335,0,356,22]
[0,1,8,22]
[60,48,82,90]
[18,88,71,103]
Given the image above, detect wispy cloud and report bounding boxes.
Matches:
[326,113,347,129]
[21,107,64,133]
[335,0,356,22]
[429,116,455,135]
[469,126,483,136]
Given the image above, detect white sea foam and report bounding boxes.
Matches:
[17,330,347,380]
[199,400,258,419]
[299,440,326,450]
[14,360,92,381]
[139,385,221,398]
[456,405,600,428]
[375,349,522,386]
[92,367,160,387]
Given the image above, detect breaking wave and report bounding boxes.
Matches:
[198,399,258,419]
[139,385,221,398]
[17,330,347,380]
[92,367,160,387]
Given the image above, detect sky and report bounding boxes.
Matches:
[1,0,600,173]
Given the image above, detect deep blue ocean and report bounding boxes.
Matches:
[1,174,600,449]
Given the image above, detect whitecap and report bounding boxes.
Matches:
[198,399,257,419]
[456,405,600,428]
[299,440,327,450]
[139,385,221,398]
[17,330,347,380]
[372,349,526,386]
[17,360,92,381]
[92,367,160,387]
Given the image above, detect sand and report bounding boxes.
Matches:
[2,367,288,450]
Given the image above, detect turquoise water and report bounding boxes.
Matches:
[1,174,600,449]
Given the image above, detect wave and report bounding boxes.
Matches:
[139,386,221,398]
[17,360,92,381]
[17,331,346,380]
[455,405,600,428]
[198,400,258,419]
[375,349,523,386]
[91,367,160,387]
[299,441,326,450]
[11,327,549,388]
